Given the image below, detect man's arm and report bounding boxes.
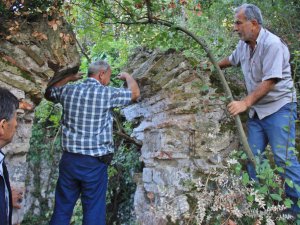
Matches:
[45,73,82,101]
[48,73,83,88]
[218,57,232,69]
[117,72,140,101]
[227,79,277,116]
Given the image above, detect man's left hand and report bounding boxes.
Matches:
[11,186,23,209]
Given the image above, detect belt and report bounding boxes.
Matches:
[98,153,114,165]
[253,111,259,119]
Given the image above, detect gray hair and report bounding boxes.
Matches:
[235,3,263,25]
[87,60,110,77]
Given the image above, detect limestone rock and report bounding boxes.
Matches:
[123,49,239,224]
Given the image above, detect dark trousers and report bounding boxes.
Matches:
[50,151,108,225]
[0,162,12,225]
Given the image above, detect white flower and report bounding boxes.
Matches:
[227,158,238,165]
[266,217,275,225]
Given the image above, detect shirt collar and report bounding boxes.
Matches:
[255,27,265,45]
[0,150,4,164]
[85,77,102,85]
[0,150,4,177]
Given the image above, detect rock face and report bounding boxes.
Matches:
[123,49,239,224]
[0,15,80,224]
[0,15,80,103]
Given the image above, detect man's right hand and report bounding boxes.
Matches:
[117,72,140,101]
[117,72,130,80]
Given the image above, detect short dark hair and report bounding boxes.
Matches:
[0,87,19,121]
[87,60,110,77]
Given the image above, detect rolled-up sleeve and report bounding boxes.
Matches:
[45,86,64,103]
[110,87,132,107]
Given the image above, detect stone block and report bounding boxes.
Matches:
[152,169,164,185]
[143,168,153,183]
[144,183,158,193]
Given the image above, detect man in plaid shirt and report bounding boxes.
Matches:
[45,60,140,225]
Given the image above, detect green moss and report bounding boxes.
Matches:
[20,70,35,82]
[186,194,197,212]
[0,58,34,82]
[220,118,236,133]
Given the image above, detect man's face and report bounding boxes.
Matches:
[102,67,112,86]
[233,10,255,42]
[0,112,18,147]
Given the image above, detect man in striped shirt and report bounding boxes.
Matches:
[45,60,140,225]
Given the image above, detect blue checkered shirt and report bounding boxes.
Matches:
[48,77,132,156]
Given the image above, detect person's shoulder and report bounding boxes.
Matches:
[263,29,281,46]
[107,86,126,92]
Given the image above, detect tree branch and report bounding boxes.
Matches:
[114,131,142,148]
[145,0,153,22]
[75,36,91,63]
[113,111,142,148]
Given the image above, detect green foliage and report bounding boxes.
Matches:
[106,145,142,224]
[70,201,83,225]
[232,151,300,223]
[23,101,62,224]
[67,0,300,82]
[0,1,6,16]
[34,99,62,128]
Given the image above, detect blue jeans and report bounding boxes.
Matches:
[50,151,108,225]
[247,103,300,210]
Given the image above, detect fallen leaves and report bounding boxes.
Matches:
[60,32,73,48]
[32,31,48,41]
[48,19,62,31]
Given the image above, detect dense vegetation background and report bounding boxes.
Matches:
[1,0,299,224]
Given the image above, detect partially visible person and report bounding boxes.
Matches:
[0,87,25,225]
[45,61,140,225]
[218,3,300,214]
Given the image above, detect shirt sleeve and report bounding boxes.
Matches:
[261,41,284,81]
[110,87,132,107]
[46,86,64,103]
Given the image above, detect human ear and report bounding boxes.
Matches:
[0,119,6,127]
[98,70,107,84]
[251,19,258,26]
[0,119,6,136]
